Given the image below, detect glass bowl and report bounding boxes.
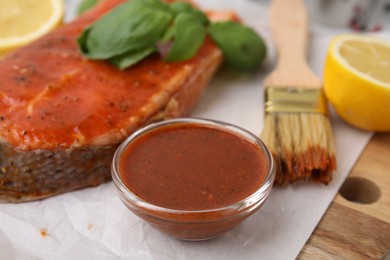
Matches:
[111,118,275,241]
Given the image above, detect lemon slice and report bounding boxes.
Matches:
[324,34,390,132]
[0,0,64,55]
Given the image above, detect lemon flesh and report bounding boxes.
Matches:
[324,34,390,132]
[340,40,390,85]
[0,0,64,54]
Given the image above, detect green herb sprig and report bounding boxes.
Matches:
[77,0,266,71]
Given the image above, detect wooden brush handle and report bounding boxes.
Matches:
[264,0,321,88]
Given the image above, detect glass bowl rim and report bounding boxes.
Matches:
[111,117,275,216]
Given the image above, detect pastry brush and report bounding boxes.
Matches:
[261,0,337,184]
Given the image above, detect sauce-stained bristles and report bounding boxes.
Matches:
[262,0,337,184]
[261,113,337,185]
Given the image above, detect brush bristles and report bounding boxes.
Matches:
[261,113,337,185]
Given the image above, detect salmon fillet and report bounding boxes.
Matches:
[0,0,223,202]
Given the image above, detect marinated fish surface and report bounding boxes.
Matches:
[0,0,222,202]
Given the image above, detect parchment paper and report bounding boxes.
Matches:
[1,0,388,259]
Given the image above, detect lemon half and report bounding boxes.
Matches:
[324,34,390,132]
[0,0,64,55]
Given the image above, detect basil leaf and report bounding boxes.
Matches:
[77,26,91,54]
[208,21,266,71]
[169,2,209,25]
[77,0,267,72]
[109,47,156,70]
[132,0,171,13]
[160,25,175,43]
[165,13,206,62]
[77,0,101,15]
[78,1,173,59]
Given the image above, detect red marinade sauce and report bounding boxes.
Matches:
[119,123,267,210]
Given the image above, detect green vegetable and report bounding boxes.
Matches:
[77,0,267,72]
[160,25,175,43]
[209,21,266,71]
[109,47,157,70]
[165,13,206,62]
[77,0,101,15]
[78,1,172,59]
[169,2,209,25]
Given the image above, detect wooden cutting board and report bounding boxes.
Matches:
[298,132,390,259]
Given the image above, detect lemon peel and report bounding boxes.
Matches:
[324,34,390,132]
